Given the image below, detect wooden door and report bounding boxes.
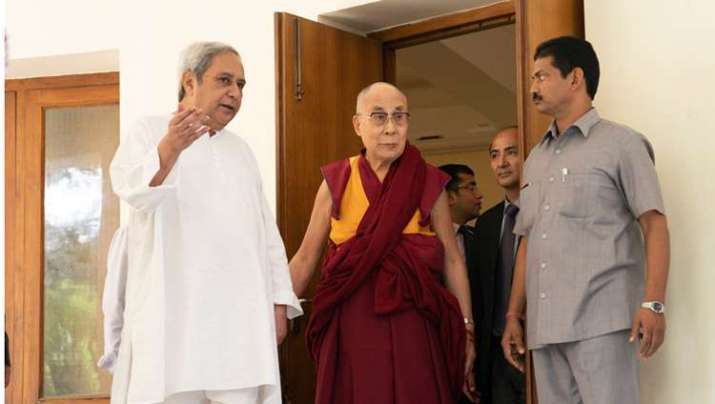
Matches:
[274,12,382,404]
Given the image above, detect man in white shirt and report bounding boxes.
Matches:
[98,227,128,373]
[109,41,302,404]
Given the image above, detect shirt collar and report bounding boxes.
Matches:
[541,108,601,144]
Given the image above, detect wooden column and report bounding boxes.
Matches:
[515,0,584,152]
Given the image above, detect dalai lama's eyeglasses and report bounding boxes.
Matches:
[357,111,411,127]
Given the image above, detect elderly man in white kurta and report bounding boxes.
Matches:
[109,42,302,404]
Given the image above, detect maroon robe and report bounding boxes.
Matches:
[307,145,466,404]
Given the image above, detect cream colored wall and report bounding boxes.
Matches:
[6,0,377,213]
[7,50,119,79]
[586,1,715,402]
[424,148,505,213]
[6,0,121,59]
[115,0,375,212]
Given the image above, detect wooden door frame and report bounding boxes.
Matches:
[6,72,119,404]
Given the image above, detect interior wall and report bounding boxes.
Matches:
[424,148,504,214]
[116,0,382,212]
[5,0,377,214]
[5,1,121,60]
[7,51,119,79]
[585,1,715,402]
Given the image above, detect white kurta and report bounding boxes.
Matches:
[109,116,302,404]
[98,226,129,373]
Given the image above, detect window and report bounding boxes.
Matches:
[6,74,119,404]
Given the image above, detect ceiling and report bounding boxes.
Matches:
[320,0,502,33]
[397,24,517,152]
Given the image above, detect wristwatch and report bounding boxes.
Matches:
[641,301,666,314]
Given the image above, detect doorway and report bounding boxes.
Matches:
[275,2,584,403]
[394,22,517,212]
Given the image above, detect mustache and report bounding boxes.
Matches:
[531,92,543,102]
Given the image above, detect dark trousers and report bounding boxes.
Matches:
[490,334,526,404]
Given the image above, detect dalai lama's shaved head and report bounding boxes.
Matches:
[355,82,407,113]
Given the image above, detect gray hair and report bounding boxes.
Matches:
[178,41,240,101]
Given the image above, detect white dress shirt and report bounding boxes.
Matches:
[97,226,128,373]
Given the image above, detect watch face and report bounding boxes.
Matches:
[653,302,663,312]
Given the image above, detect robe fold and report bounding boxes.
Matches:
[307,145,465,404]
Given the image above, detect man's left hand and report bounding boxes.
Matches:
[462,328,478,402]
[275,305,288,345]
[629,308,666,358]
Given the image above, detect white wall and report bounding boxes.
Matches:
[118,0,376,210]
[6,0,376,211]
[6,0,121,59]
[7,50,119,79]
[586,1,715,402]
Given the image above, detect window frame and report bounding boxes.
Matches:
[6,73,119,404]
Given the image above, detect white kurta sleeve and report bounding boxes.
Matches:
[260,191,304,320]
[97,226,129,373]
[110,117,178,212]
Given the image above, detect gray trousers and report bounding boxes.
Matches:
[532,330,639,404]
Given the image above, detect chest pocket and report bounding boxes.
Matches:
[556,170,616,219]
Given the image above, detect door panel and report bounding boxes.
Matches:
[275,12,382,404]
